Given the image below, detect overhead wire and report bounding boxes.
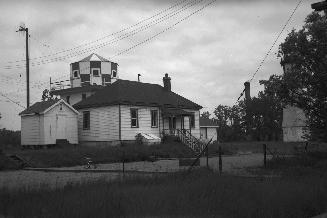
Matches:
[235,0,304,104]
[3,0,190,65]
[2,0,205,70]
[1,0,216,109]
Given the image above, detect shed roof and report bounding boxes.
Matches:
[73,80,202,110]
[19,99,60,115]
[200,117,219,127]
[19,99,79,116]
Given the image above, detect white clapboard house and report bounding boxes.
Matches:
[19,99,79,146]
[20,54,203,149]
[200,117,218,143]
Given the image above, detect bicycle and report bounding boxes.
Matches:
[84,157,97,169]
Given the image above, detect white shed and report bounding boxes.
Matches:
[19,99,79,146]
[200,117,218,143]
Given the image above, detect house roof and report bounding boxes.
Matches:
[19,99,79,116]
[73,80,202,110]
[162,108,194,117]
[200,117,219,127]
[79,53,110,62]
[51,85,104,96]
[19,99,60,115]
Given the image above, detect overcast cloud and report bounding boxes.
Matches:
[0,0,316,130]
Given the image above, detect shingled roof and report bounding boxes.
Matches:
[78,53,110,62]
[200,117,219,127]
[73,80,202,110]
[19,99,60,115]
[51,85,103,96]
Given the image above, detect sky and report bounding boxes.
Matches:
[0,0,318,130]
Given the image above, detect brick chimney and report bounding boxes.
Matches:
[163,73,171,92]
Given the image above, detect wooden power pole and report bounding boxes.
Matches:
[17,26,30,108]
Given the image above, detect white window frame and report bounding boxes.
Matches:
[112,70,117,78]
[73,70,79,78]
[151,110,158,128]
[131,108,139,128]
[92,68,101,77]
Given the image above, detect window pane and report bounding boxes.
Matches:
[131,109,138,127]
[93,69,99,76]
[151,110,158,127]
[83,111,90,130]
[131,109,136,118]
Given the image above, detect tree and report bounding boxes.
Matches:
[41,89,54,101]
[278,12,327,141]
[213,104,245,142]
[200,111,211,119]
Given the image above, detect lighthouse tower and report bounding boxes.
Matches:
[70,53,118,88]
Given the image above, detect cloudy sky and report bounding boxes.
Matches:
[0,0,317,130]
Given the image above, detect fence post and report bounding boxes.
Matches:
[305,142,308,152]
[219,146,222,175]
[206,145,209,169]
[122,151,125,176]
[263,144,267,168]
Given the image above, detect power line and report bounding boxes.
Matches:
[3,0,190,65]
[0,91,25,109]
[236,0,303,104]
[0,0,215,108]
[111,0,216,59]
[3,0,205,70]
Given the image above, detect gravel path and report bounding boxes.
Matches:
[0,154,271,190]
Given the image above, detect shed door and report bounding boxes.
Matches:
[56,114,66,140]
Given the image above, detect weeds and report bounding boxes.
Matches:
[0,169,326,218]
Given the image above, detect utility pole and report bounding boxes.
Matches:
[311,0,327,13]
[16,26,30,108]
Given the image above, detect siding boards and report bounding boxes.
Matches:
[78,106,119,142]
[21,115,42,145]
[120,105,160,140]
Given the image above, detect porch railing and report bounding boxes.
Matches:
[163,129,205,155]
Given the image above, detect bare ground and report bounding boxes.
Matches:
[0,153,271,190]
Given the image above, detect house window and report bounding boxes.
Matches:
[112,70,117,78]
[59,103,63,111]
[83,111,90,130]
[131,108,139,128]
[92,68,100,77]
[169,117,176,129]
[151,110,158,128]
[82,93,86,100]
[73,70,79,78]
[190,114,195,128]
[66,96,70,104]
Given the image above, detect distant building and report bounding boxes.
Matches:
[199,117,218,142]
[282,105,308,142]
[281,60,308,142]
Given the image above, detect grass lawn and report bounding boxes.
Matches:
[0,168,326,218]
[208,141,327,156]
[0,139,196,169]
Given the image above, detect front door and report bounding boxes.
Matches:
[56,114,66,140]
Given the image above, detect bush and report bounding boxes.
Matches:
[0,128,20,148]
